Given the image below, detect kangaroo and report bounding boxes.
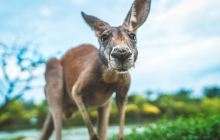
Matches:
[40,0,151,140]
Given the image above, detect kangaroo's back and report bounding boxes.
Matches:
[61,44,98,95]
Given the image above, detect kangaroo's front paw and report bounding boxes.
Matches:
[91,134,99,140]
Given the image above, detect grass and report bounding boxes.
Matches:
[111,114,220,140]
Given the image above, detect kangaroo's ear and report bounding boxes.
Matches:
[123,0,151,32]
[81,11,110,35]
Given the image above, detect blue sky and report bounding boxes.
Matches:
[0,0,220,102]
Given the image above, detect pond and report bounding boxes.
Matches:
[0,125,142,140]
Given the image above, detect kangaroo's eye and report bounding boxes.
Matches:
[129,33,136,41]
[100,34,109,42]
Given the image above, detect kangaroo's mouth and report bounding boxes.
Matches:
[116,67,129,72]
[108,59,134,73]
[116,68,129,73]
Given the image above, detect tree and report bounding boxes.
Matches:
[203,86,220,98]
[174,89,192,101]
[0,42,45,111]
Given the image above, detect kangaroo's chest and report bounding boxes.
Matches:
[81,82,116,107]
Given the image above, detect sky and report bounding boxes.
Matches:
[0,0,220,102]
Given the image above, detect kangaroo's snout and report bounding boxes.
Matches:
[111,47,132,61]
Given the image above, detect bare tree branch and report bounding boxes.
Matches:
[0,41,46,108]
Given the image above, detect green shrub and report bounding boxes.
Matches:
[128,95,146,106]
[1,92,220,130]
[201,98,220,113]
[111,115,220,140]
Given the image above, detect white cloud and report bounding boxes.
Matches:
[130,35,220,94]
[155,0,206,21]
[71,0,86,5]
[136,37,219,74]
[40,6,52,17]
[127,0,220,94]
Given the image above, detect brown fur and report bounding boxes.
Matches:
[61,44,130,108]
[40,0,151,140]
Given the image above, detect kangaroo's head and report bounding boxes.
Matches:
[82,0,151,73]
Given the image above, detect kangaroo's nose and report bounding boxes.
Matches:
[111,48,132,61]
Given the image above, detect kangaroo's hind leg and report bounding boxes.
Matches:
[40,113,54,140]
[42,58,64,140]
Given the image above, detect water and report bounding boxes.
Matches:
[0,125,140,140]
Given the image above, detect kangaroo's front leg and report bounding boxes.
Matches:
[97,99,112,140]
[116,92,128,140]
[72,84,99,140]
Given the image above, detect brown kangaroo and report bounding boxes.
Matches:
[40,0,151,140]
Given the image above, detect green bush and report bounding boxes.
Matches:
[111,115,220,140]
[1,88,220,130]
[201,98,220,113]
[0,100,48,130]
